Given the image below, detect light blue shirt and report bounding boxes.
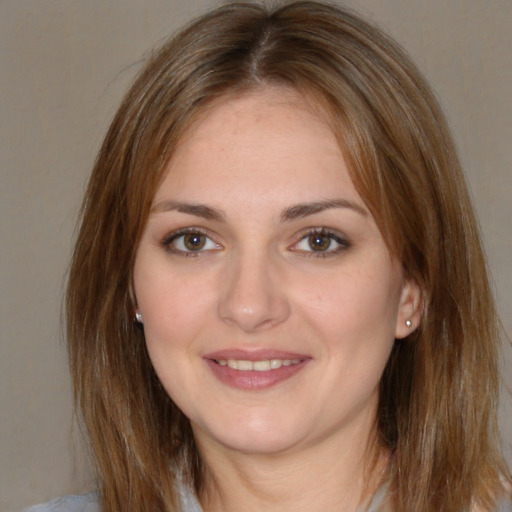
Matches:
[22,482,202,512]
[22,484,512,512]
[23,484,383,512]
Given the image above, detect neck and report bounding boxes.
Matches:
[194,426,388,512]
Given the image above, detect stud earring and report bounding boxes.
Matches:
[135,311,143,323]
[405,320,412,328]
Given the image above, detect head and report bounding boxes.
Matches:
[67,2,505,510]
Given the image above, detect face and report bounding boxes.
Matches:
[133,88,420,457]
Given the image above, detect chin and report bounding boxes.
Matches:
[192,411,307,456]
[215,431,302,456]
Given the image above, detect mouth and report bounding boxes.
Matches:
[204,350,310,390]
[214,358,302,371]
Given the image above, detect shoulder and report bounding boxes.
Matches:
[22,493,99,512]
[21,486,202,512]
[493,495,512,512]
[492,480,512,512]
[178,483,203,512]
[471,494,512,512]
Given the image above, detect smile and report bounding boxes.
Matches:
[216,359,302,371]
[205,353,310,390]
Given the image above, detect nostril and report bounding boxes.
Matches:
[217,282,290,332]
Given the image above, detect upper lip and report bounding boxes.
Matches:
[203,349,311,361]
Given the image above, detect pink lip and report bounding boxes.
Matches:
[204,348,309,361]
[203,349,311,391]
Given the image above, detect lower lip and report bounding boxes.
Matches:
[205,359,309,390]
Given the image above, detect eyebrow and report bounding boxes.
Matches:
[151,200,226,221]
[151,198,367,222]
[280,199,367,221]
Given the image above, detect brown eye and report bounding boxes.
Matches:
[164,230,220,255]
[292,229,349,256]
[183,233,206,251]
[307,233,332,251]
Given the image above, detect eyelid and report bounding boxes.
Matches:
[289,227,351,256]
[161,227,222,256]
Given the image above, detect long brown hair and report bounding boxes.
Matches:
[66,2,510,511]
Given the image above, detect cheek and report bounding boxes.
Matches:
[299,269,401,337]
[133,254,205,348]
[293,267,402,393]
[134,271,215,404]
[140,278,212,347]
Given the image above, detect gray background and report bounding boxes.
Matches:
[1,1,511,510]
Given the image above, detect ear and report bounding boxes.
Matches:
[395,278,423,339]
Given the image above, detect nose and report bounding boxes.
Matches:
[217,252,291,333]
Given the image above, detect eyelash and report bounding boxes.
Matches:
[160,227,351,258]
[291,228,351,258]
[161,228,221,257]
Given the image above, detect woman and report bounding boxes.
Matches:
[28,1,511,511]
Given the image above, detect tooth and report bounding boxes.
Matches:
[237,360,254,371]
[253,360,271,371]
[219,358,301,371]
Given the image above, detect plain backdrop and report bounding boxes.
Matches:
[1,1,511,510]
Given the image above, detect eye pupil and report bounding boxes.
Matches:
[308,234,331,251]
[184,233,206,250]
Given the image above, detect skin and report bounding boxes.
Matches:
[133,87,422,512]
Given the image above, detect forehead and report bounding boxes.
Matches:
[185,86,329,135]
[155,87,360,209]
